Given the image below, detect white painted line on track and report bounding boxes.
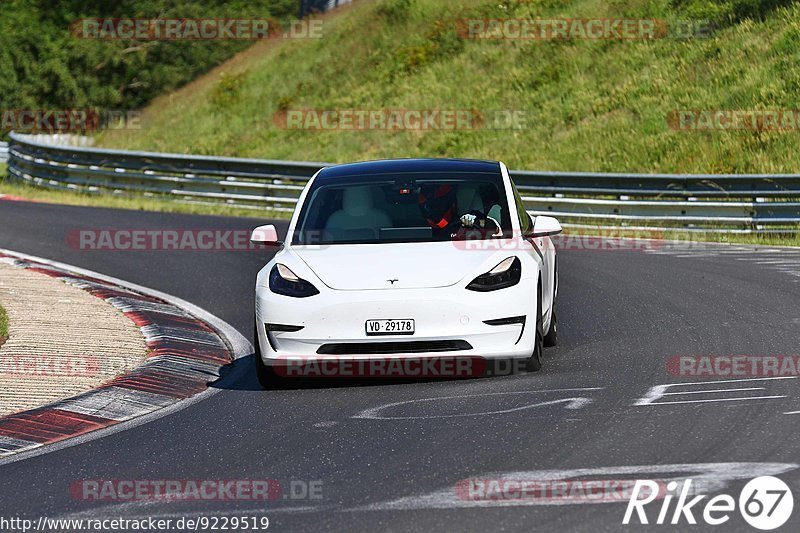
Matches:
[353,463,800,511]
[661,387,764,396]
[0,247,253,467]
[747,260,800,265]
[353,388,602,420]
[665,376,796,386]
[634,377,796,407]
[639,395,785,406]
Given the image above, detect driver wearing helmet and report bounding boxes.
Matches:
[418,184,457,233]
[418,183,502,239]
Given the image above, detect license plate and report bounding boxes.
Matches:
[365,319,415,336]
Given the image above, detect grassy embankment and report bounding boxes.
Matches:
[3,0,799,245]
[99,0,800,173]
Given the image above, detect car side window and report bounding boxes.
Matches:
[512,184,533,234]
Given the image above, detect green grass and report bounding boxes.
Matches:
[0,164,276,220]
[96,0,800,175]
[0,303,8,346]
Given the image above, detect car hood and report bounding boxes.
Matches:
[290,242,507,290]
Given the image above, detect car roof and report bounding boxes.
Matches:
[315,158,502,181]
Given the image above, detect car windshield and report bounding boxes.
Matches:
[291,172,511,245]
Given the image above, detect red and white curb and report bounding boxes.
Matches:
[0,249,251,462]
[0,194,35,202]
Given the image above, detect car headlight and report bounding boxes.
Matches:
[269,264,320,298]
[466,257,521,292]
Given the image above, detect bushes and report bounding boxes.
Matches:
[399,21,465,71]
[376,0,416,23]
[210,70,250,109]
[0,0,298,118]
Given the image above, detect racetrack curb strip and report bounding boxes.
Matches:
[0,253,233,458]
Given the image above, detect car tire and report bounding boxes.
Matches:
[254,320,283,389]
[526,327,544,372]
[526,284,544,372]
[543,259,559,347]
[543,308,558,347]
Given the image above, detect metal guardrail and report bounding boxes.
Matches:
[6,132,800,232]
[0,142,8,163]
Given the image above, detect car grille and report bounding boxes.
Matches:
[316,340,472,355]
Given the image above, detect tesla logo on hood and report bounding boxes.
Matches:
[387,279,399,285]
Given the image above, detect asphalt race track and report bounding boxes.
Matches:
[1,200,799,532]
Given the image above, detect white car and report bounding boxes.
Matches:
[251,159,561,385]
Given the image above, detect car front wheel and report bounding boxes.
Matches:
[526,284,544,372]
[543,308,558,347]
[254,320,284,389]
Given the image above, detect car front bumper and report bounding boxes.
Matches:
[255,278,537,365]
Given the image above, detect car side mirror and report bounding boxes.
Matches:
[250,224,283,246]
[531,216,563,238]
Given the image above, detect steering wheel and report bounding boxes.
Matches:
[453,215,502,240]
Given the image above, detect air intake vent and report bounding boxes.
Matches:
[317,340,472,355]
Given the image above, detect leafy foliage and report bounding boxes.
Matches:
[0,0,298,112]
